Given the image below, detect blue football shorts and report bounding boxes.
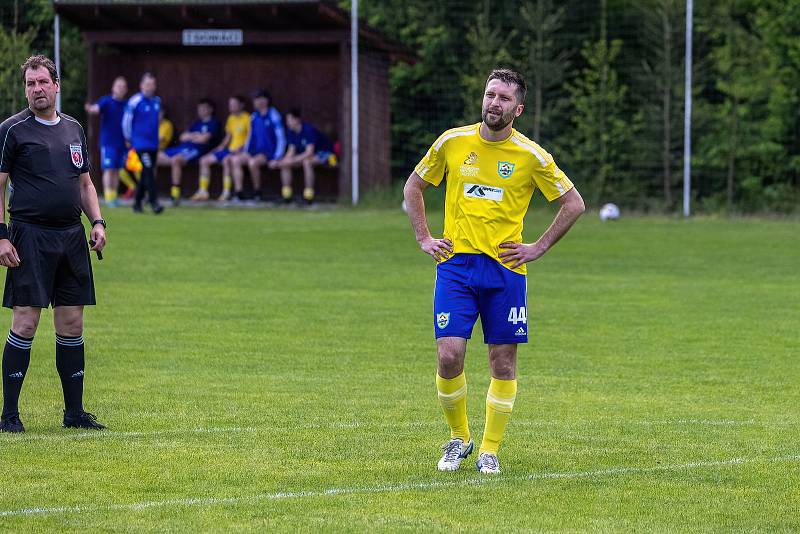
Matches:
[433,253,528,344]
[211,147,242,162]
[164,143,202,162]
[100,145,127,170]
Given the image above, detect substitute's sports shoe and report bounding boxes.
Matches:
[217,190,231,202]
[437,438,474,471]
[63,411,106,430]
[190,190,209,201]
[0,414,24,433]
[476,452,500,474]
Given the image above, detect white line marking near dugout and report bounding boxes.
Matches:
[1,454,798,518]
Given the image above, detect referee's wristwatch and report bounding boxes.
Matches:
[92,218,107,229]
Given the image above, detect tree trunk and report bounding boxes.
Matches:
[662,4,673,209]
[727,95,738,211]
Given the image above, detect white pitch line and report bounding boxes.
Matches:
[2,418,790,443]
[1,454,798,518]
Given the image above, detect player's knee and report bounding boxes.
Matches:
[437,347,465,374]
[488,349,516,379]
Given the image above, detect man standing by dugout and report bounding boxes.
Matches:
[0,55,107,433]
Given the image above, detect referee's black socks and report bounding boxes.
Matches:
[55,334,85,416]
[2,331,33,419]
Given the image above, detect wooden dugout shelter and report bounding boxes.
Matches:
[53,0,413,200]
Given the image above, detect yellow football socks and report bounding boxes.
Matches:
[303,187,315,201]
[171,186,180,201]
[199,175,210,192]
[281,185,293,200]
[119,168,137,190]
[480,377,517,455]
[436,372,470,442]
[222,175,232,193]
[104,189,117,203]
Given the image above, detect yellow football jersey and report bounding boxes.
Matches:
[226,112,251,151]
[415,123,573,274]
[158,118,174,150]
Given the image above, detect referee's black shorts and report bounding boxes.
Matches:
[3,221,96,309]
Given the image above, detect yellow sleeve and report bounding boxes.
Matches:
[533,154,573,201]
[225,116,235,136]
[414,135,448,187]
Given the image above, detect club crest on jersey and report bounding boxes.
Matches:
[436,312,450,329]
[69,144,83,168]
[497,161,515,179]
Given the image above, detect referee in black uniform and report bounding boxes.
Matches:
[0,56,107,433]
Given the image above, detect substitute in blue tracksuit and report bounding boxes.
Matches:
[231,89,286,201]
[122,73,163,214]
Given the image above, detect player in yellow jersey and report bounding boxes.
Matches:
[192,95,250,202]
[403,69,585,474]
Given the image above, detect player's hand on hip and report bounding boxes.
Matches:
[90,227,106,252]
[419,236,453,263]
[499,242,546,269]
[0,240,20,268]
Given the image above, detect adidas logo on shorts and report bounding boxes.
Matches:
[514,327,526,336]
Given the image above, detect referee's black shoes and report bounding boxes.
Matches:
[63,411,106,430]
[0,414,25,433]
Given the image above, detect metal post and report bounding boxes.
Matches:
[54,13,62,112]
[350,0,359,205]
[683,0,693,217]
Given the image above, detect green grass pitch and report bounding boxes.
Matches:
[0,203,797,531]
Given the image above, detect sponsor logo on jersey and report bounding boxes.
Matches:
[436,312,450,329]
[459,165,480,177]
[69,144,83,168]
[514,327,527,336]
[463,152,478,165]
[498,161,515,178]
[464,183,504,201]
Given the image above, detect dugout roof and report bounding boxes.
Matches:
[52,0,413,62]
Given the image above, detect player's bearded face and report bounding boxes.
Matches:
[24,67,58,112]
[481,102,516,131]
[481,80,521,132]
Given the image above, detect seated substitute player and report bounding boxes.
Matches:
[191,95,250,202]
[84,76,131,207]
[159,105,174,151]
[231,89,286,202]
[269,108,337,205]
[158,98,221,206]
[403,69,585,474]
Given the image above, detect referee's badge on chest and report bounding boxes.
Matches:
[69,144,83,168]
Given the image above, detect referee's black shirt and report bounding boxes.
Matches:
[0,108,91,228]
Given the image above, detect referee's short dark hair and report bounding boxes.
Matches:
[486,68,527,105]
[21,55,58,83]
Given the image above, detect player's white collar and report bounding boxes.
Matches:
[34,114,61,126]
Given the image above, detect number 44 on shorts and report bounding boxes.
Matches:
[507,307,527,325]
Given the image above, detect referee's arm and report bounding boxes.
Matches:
[0,172,20,267]
[79,172,106,252]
